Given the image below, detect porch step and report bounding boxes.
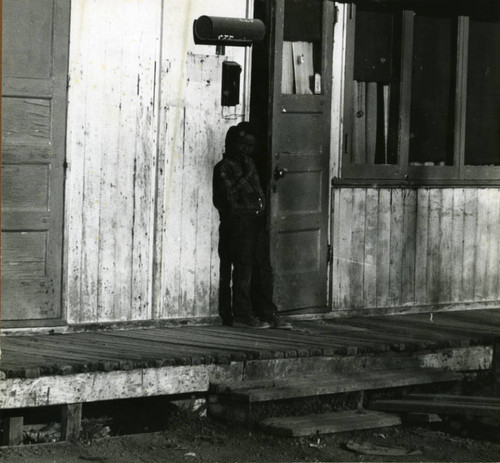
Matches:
[208,367,463,435]
[210,368,462,403]
[258,410,402,437]
[370,393,500,419]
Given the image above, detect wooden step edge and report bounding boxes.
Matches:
[258,410,402,437]
[216,369,463,403]
[406,393,500,405]
[210,368,462,395]
[370,399,500,418]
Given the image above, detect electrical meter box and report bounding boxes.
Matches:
[221,61,242,106]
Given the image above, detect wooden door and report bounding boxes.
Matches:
[1,0,70,324]
[268,0,334,311]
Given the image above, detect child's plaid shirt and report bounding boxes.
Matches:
[213,152,266,217]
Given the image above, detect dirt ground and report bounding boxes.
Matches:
[1,399,499,463]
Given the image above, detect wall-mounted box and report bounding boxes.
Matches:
[193,16,265,47]
[221,61,242,106]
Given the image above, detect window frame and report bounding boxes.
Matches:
[339,4,500,186]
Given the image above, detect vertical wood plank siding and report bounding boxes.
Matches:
[331,188,500,311]
[153,0,249,320]
[64,2,499,322]
[66,0,162,323]
[65,0,250,323]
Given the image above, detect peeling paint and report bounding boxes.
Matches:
[66,0,252,324]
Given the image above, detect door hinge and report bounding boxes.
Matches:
[327,243,333,264]
[334,5,338,25]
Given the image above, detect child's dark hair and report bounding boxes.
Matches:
[235,121,258,138]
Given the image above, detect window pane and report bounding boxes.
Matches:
[409,14,456,166]
[465,12,500,166]
[282,0,322,95]
[351,6,399,165]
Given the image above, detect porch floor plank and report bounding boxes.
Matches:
[451,310,500,324]
[185,326,352,351]
[276,322,443,351]
[1,308,498,380]
[400,313,500,336]
[120,328,293,359]
[333,316,482,344]
[190,325,386,352]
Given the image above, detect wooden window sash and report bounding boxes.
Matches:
[341,4,403,180]
[341,1,355,170]
[396,10,413,177]
[403,11,462,182]
[461,15,500,181]
[455,15,469,180]
[341,5,500,184]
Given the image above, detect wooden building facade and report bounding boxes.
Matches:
[2,0,500,330]
[330,0,500,316]
[2,0,252,328]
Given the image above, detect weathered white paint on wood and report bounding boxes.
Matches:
[153,0,251,320]
[331,188,500,311]
[486,190,500,299]
[417,346,493,372]
[329,3,348,179]
[363,188,378,308]
[242,346,493,381]
[451,189,466,301]
[65,0,252,324]
[350,189,366,308]
[401,189,417,305]
[337,189,353,307]
[462,189,477,301]
[388,189,404,306]
[0,364,244,409]
[376,189,391,307]
[414,189,428,305]
[439,189,454,303]
[475,190,490,301]
[65,0,162,323]
[2,346,491,409]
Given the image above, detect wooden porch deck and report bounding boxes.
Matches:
[1,309,499,410]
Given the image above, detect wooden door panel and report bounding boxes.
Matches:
[1,230,55,319]
[276,229,321,273]
[276,272,326,309]
[277,113,323,152]
[2,98,52,143]
[2,0,54,79]
[1,164,50,209]
[1,280,55,319]
[2,232,47,268]
[277,213,322,231]
[277,170,323,213]
[1,212,51,230]
[1,0,69,324]
[269,0,333,312]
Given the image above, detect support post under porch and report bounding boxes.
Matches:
[493,339,500,397]
[2,416,24,446]
[61,403,82,441]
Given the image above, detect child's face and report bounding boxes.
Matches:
[238,134,256,158]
